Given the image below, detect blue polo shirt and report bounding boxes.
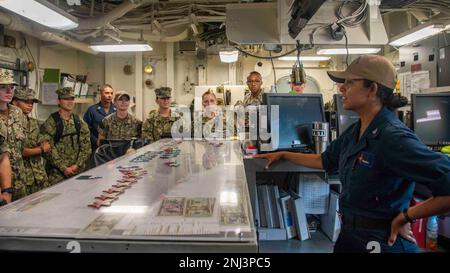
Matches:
[321,106,450,220]
[83,101,116,150]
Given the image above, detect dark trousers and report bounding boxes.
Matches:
[334,227,420,253]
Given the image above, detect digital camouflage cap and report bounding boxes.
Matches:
[155,87,172,99]
[114,91,131,101]
[0,68,18,85]
[56,87,75,99]
[14,87,41,103]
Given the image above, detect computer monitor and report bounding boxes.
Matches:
[411,93,450,146]
[334,94,359,137]
[263,93,326,151]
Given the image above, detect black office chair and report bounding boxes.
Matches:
[93,138,147,166]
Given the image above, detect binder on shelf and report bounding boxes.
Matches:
[74,81,83,96]
[279,188,289,198]
[80,83,89,96]
[262,185,274,228]
[273,185,285,229]
[280,195,297,239]
[254,184,260,227]
[320,190,341,242]
[257,185,267,228]
[61,73,76,89]
[290,191,311,241]
[258,227,287,241]
[268,186,280,228]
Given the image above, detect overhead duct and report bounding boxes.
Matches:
[226,2,279,44]
[226,0,389,45]
[69,0,149,41]
[0,10,97,55]
[119,27,189,42]
[40,32,98,54]
[75,0,149,30]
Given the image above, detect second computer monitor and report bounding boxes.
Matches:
[411,93,450,146]
[334,94,359,137]
[264,93,326,151]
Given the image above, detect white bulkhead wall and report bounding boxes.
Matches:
[2,30,339,121]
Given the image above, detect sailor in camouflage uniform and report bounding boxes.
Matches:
[243,71,264,107]
[142,87,180,143]
[98,91,142,145]
[12,87,50,193]
[0,68,30,201]
[0,122,8,155]
[234,71,265,135]
[194,90,235,139]
[0,121,13,205]
[41,87,91,185]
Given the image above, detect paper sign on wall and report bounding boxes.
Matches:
[41,82,59,105]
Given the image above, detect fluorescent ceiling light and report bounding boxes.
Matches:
[219,50,239,63]
[90,42,153,52]
[317,48,381,55]
[390,24,445,47]
[0,0,79,30]
[278,56,331,61]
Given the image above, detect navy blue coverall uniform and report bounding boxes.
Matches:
[321,106,450,253]
[83,102,116,151]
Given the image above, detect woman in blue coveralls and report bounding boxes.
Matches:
[254,55,450,253]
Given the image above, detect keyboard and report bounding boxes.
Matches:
[427,145,445,152]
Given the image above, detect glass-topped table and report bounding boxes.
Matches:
[0,139,256,252]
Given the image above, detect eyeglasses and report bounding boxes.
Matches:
[247,80,261,84]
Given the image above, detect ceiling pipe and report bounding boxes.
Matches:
[75,0,151,30]
[115,16,226,30]
[119,28,190,42]
[69,0,156,40]
[0,10,97,55]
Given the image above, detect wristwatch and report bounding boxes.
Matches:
[402,208,416,224]
[1,187,14,194]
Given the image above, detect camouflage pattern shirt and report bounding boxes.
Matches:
[0,121,7,154]
[241,91,264,133]
[23,116,49,191]
[243,90,264,107]
[193,114,236,139]
[41,112,91,185]
[141,110,179,143]
[0,104,30,199]
[98,113,142,140]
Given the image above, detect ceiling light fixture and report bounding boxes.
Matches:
[219,50,239,63]
[0,0,79,30]
[317,48,381,55]
[90,41,153,53]
[278,56,331,61]
[390,24,447,47]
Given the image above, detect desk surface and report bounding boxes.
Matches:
[244,158,325,173]
[0,140,256,252]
